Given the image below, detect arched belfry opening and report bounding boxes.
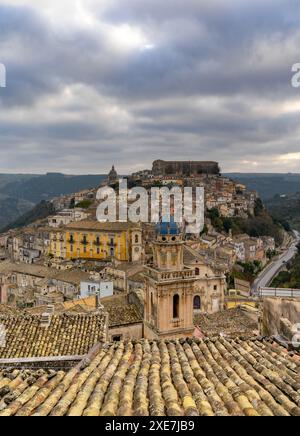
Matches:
[193,295,201,311]
[173,294,180,319]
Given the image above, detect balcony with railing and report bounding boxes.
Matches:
[93,240,102,247]
[145,266,196,282]
[172,318,183,328]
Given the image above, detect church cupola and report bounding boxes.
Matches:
[108,165,118,185]
[153,218,184,271]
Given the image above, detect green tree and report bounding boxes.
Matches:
[75,199,93,209]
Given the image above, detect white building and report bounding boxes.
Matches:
[232,241,246,262]
[80,279,114,299]
[48,209,88,228]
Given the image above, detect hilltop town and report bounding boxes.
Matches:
[0,160,299,417]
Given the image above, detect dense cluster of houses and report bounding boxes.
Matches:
[0,162,298,417]
[131,163,257,219]
[200,232,275,266]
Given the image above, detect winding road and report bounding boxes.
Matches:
[251,230,300,295]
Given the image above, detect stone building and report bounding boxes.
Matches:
[183,245,226,313]
[0,261,91,305]
[48,209,88,228]
[152,159,220,176]
[50,221,143,263]
[108,165,118,185]
[261,297,300,347]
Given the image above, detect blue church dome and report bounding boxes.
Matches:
[156,217,180,236]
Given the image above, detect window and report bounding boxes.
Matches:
[195,268,200,276]
[214,285,218,291]
[193,296,201,310]
[151,293,155,318]
[172,253,177,266]
[112,335,122,342]
[161,252,167,266]
[135,234,139,244]
[173,294,180,319]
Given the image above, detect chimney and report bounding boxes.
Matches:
[40,312,52,328]
[46,304,55,314]
[95,294,104,311]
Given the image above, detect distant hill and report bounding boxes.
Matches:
[0,173,107,231]
[0,174,38,190]
[0,173,106,203]
[225,173,300,200]
[265,193,300,232]
[0,196,34,230]
[2,200,56,232]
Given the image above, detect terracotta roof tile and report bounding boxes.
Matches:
[102,297,143,327]
[0,261,90,285]
[0,313,108,359]
[194,308,258,338]
[65,220,140,232]
[0,337,299,416]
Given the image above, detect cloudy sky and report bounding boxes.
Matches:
[0,0,300,174]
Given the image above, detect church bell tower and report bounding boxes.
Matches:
[144,220,196,339]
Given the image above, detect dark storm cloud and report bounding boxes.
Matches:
[0,0,300,173]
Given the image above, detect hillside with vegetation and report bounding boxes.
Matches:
[0,173,106,231]
[0,196,34,230]
[0,174,38,190]
[1,173,106,203]
[207,198,284,245]
[265,193,300,232]
[271,244,300,288]
[2,200,56,232]
[227,260,264,287]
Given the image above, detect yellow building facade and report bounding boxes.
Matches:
[50,221,142,262]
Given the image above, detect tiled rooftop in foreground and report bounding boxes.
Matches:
[0,312,108,359]
[0,337,299,416]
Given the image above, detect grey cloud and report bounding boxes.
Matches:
[0,1,300,173]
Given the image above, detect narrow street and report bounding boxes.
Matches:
[252,230,300,294]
